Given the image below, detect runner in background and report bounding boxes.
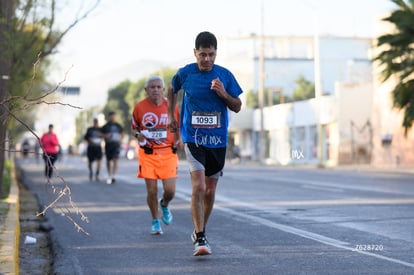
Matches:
[40,124,61,179]
[84,118,103,181]
[132,75,183,235]
[101,111,123,184]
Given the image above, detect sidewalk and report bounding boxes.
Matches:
[0,161,20,274]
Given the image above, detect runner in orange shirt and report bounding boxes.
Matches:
[132,76,183,235]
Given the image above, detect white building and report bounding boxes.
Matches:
[219,34,403,166]
[35,86,82,151]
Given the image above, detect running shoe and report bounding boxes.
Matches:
[193,235,212,256]
[150,219,163,235]
[191,229,197,244]
[106,178,112,184]
[191,229,207,244]
[160,199,173,225]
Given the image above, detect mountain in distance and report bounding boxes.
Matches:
[79,57,191,107]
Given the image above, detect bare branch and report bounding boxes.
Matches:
[41,0,101,57]
[37,183,90,235]
[5,51,91,235]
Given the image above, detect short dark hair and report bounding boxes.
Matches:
[195,31,217,50]
[108,111,115,116]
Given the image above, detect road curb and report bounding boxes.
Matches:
[0,160,20,274]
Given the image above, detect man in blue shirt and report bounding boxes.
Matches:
[168,31,243,256]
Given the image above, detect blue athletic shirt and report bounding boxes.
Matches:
[171,63,243,148]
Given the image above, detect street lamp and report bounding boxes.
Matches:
[302,0,324,165]
[258,0,266,163]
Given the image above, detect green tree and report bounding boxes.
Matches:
[292,75,315,101]
[245,89,258,108]
[0,0,99,196]
[124,67,178,116]
[125,78,146,113]
[76,68,179,148]
[103,80,132,132]
[246,88,291,108]
[375,0,414,134]
[75,106,103,146]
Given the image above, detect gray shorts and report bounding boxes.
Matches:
[184,143,226,179]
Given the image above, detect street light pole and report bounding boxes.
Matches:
[313,14,324,166]
[303,0,324,165]
[258,0,266,163]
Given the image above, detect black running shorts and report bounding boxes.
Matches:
[184,142,226,178]
[105,142,121,161]
[87,145,102,162]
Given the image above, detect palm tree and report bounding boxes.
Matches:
[375,0,414,135]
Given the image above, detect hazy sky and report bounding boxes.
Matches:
[50,0,396,106]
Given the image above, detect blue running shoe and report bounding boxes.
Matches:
[151,219,163,235]
[160,199,173,225]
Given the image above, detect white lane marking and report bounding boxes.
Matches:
[114,175,141,184]
[274,177,414,196]
[108,172,414,267]
[174,188,414,268]
[216,205,414,268]
[301,184,344,193]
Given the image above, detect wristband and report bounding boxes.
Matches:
[139,139,147,146]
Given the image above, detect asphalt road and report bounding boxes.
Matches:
[16,156,414,274]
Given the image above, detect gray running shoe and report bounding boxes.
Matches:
[193,236,212,256]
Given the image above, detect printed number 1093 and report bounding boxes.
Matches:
[192,115,217,126]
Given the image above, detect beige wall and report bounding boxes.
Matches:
[371,70,414,167]
[370,17,414,167]
[335,82,373,164]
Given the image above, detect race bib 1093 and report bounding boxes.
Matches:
[191,111,221,128]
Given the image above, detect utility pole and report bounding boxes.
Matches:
[312,6,324,166]
[258,0,266,163]
[303,0,324,166]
